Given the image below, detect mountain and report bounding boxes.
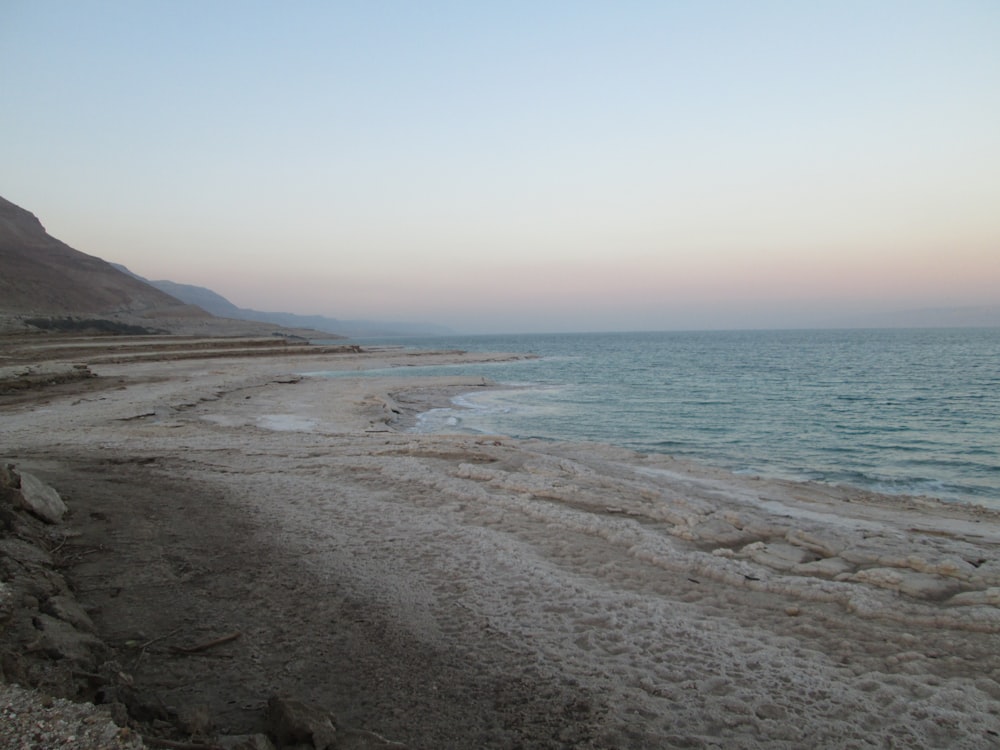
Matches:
[0,193,447,338]
[0,195,202,318]
[113,266,454,338]
[112,271,242,317]
[0,195,333,337]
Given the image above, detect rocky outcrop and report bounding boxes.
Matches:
[267,696,407,749]
[0,465,106,681]
[0,463,408,750]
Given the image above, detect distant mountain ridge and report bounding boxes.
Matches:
[112,265,454,338]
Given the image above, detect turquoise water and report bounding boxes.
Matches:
[334,329,1000,509]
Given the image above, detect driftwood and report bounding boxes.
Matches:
[170,631,242,654]
[131,626,184,667]
[139,626,183,651]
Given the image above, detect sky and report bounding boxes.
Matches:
[2,1,999,334]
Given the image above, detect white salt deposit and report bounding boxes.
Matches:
[255,413,319,431]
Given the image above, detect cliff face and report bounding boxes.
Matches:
[0,196,203,317]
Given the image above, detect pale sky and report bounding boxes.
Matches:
[2,1,999,333]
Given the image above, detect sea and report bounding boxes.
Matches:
[331,328,1000,510]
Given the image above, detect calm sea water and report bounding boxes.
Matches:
[336,329,1000,509]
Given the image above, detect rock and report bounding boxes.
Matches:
[0,463,19,493]
[265,696,407,750]
[0,537,53,567]
[18,566,68,601]
[115,684,172,722]
[42,594,96,632]
[0,502,18,532]
[0,581,14,627]
[17,471,67,524]
[266,695,339,750]
[29,613,105,668]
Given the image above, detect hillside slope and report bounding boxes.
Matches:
[0,196,202,317]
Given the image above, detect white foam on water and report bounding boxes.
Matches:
[417,385,579,436]
[413,406,484,434]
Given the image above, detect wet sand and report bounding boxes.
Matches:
[4,345,1000,748]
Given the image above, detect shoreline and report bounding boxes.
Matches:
[367,329,1000,511]
[3,340,1000,747]
[392,377,999,516]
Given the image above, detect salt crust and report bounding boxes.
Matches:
[5,350,1000,748]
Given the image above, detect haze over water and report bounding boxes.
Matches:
[337,328,1000,509]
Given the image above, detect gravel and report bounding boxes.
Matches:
[0,683,144,750]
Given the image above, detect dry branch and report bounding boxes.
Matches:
[170,631,242,654]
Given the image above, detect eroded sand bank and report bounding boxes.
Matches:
[4,349,1000,748]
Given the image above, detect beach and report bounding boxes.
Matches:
[3,340,1000,749]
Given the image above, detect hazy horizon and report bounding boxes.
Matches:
[2,2,998,335]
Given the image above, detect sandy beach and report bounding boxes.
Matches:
[3,341,1000,749]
